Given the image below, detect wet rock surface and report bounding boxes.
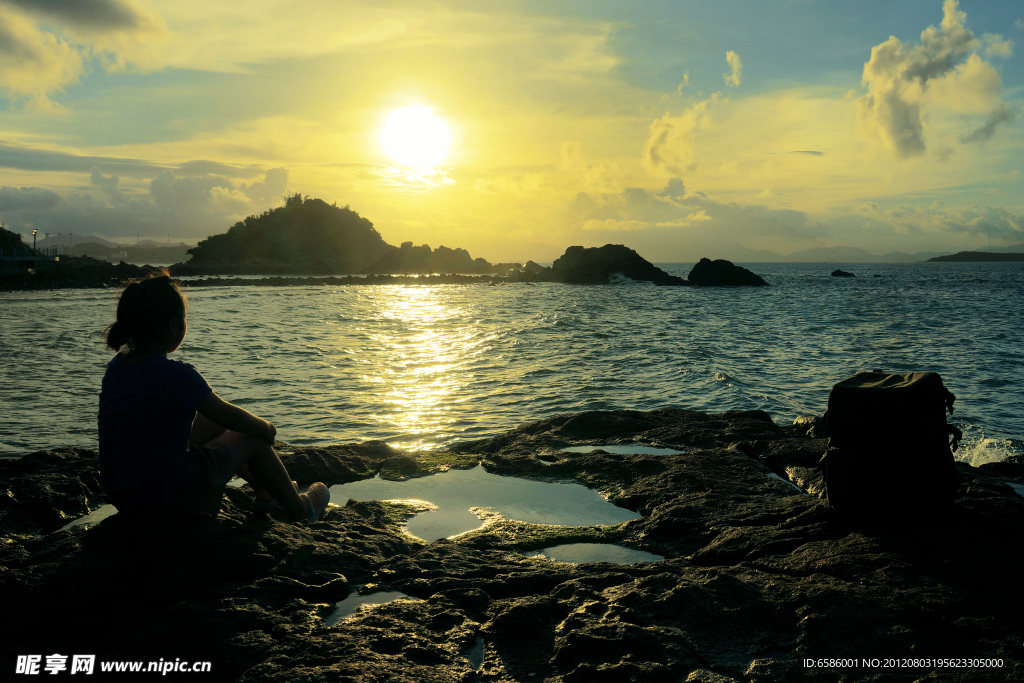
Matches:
[2,409,1023,682]
[0,257,152,291]
[688,258,769,287]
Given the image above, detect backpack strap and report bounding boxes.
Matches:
[947,425,963,452]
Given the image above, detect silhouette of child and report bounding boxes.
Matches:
[97,270,329,522]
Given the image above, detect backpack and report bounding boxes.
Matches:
[816,371,962,522]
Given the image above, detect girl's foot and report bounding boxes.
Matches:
[300,482,331,522]
[252,481,298,513]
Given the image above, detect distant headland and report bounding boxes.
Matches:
[927,251,1024,262]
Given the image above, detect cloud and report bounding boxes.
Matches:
[0,0,166,104]
[0,6,83,102]
[241,167,289,202]
[858,0,1013,158]
[175,160,266,179]
[0,0,151,31]
[149,170,233,209]
[89,166,125,204]
[0,165,294,241]
[642,93,720,175]
[474,173,543,196]
[0,186,62,212]
[723,50,742,87]
[960,103,1015,144]
[571,179,826,243]
[981,33,1014,57]
[854,201,1024,239]
[0,141,166,176]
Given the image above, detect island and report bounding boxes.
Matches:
[927,251,1024,262]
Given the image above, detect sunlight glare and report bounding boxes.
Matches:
[381,105,451,168]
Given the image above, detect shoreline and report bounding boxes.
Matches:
[2,408,1023,682]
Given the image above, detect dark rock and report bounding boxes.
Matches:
[0,257,152,292]
[831,269,855,277]
[0,448,106,535]
[687,258,768,286]
[3,409,1023,682]
[545,245,689,286]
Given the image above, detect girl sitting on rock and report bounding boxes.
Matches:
[97,269,329,522]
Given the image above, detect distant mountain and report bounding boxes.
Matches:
[39,234,120,249]
[779,246,950,263]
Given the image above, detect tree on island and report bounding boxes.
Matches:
[176,193,506,275]
[0,225,28,252]
[182,194,392,273]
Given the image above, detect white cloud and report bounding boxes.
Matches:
[982,33,1014,57]
[642,93,721,175]
[723,51,742,87]
[858,0,1012,158]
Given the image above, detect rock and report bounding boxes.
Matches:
[0,448,107,535]
[0,258,152,292]
[831,269,855,277]
[2,409,1023,682]
[687,258,768,287]
[546,245,689,286]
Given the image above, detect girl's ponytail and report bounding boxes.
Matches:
[104,269,187,352]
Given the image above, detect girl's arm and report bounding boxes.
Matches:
[197,392,277,445]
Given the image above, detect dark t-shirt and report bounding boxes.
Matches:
[98,354,213,510]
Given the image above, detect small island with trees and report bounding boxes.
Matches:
[927,251,1024,262]
[173,193,519,276]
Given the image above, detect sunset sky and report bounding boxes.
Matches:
[1,0,1021,262]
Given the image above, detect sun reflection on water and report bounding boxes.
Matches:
[363,286,488,450]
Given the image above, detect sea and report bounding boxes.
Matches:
[1,262,1021,465]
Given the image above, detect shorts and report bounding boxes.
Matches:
[164,441,238,517]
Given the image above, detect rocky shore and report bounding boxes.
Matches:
[1,246,772,291]
[2,409,1022,681]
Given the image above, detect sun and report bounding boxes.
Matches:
[381,104,451,168]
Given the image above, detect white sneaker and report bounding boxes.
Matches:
[303,482,330,522]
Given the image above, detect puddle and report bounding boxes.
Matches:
[1008,482,1024,498]
[766,472,809,496]
[466,636,485,670]
[325,591,422,626]
[329,465,638,542]
[525,543,664,565]
[560,444,684,455]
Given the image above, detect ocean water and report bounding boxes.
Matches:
[1,262,1021,464]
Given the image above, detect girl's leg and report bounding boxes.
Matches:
[190,412,227,446]
[211,431,309,520]
[192,415,273,502]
